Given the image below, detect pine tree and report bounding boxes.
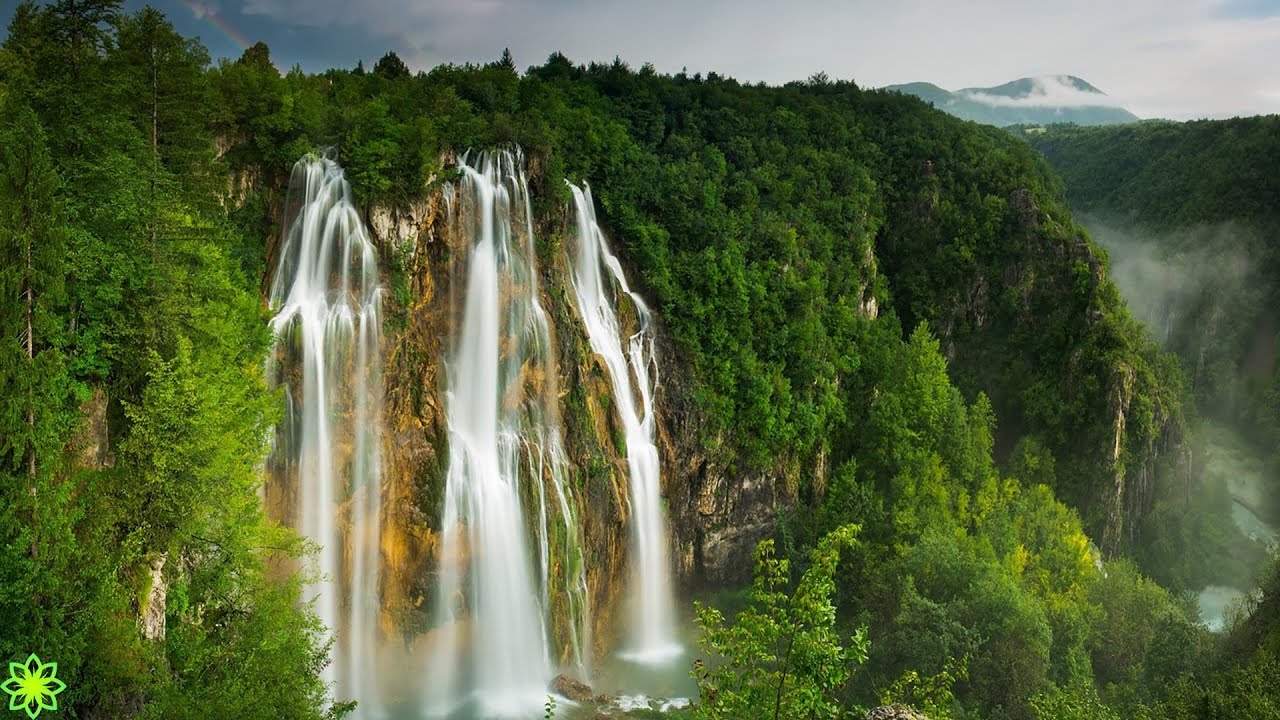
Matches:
[112,8,217,246]
[0,94,90,691]
[238,41,276,73]
[373,50,410,79]
[49,0,122,74]
[0,97,71,501]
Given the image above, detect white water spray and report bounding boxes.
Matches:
[567,182,680,662]
[429,150,589,718]
[268,153,384,715]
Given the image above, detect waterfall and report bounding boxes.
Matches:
[429,149,589,718]
[268,153,384,715]
[264,150,678,717]
[567,182,680,662]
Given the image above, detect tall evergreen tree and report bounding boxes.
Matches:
[0,96,72,499]
[112,7,214,210]
[373,50,409,79]
[49,0,121,69]
[0,92,101,714]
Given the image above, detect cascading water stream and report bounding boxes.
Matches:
[267,150,679,718]
[268,153,384,715]
[429,149,589,718]
[567,182,680,662]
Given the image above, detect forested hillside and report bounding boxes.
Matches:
[0,3,335,718]
[1025,118,1280,227]
[0,2,1275,719]
[1025,117,1280,719]
[1026,118,1280,534]
[1025,118,1280,424]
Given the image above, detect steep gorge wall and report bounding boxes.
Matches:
[348,177,783,664]
[658,370,795,589]
[363,188,635,663]
[880,175,1188,554]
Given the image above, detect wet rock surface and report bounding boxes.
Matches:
[266,168,810,666]
[866,704,931,720]
[553,673,595,702]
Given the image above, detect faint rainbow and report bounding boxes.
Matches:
[180,0,432,72]
[178,0,254,53]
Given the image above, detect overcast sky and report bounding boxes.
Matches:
[17,0,1280,119]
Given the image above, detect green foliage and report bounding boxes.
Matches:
[0,94,76,472]
[118,333,275,555]
[0,5,1265,720]
[1029,684,1121,720]
[0,53,124,720]
[1087,560,1211,712]
[0,6,339,717]
[882,659,966,720]
[144,562,341,720]
[791,313,1119,719]
[374,51,410,80]
[692,525,868,720]
[966,569,1054,720]
[1025,119,1280,230]
[111,7,215,184]
[1027,118,1280,524]
[1150,656,1280,720]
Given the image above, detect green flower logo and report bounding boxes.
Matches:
[2,655,66,719]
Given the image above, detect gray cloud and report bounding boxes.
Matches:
[157,0,1280,119]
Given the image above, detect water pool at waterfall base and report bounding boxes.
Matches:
[366,634,698,720]
[333,597,701,720]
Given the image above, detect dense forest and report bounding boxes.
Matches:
[1025,118,1280,432]
[1025,119,1280,577]
[1021,116,1280,714]
[0,2,1276,719]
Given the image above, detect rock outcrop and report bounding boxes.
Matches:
[140,553,167,642]
[251,154,858,663]
[70,386,111,471]
[552,673,594,702]
[866,704,931,720]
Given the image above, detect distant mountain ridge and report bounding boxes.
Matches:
[885,75,1140,127]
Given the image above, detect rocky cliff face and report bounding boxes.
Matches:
[655,325,797,589]
[249,152,878,662]
[659,226,880,589]
[358,181,765,663]
[895,181,1187,554]
[866,704,932,720]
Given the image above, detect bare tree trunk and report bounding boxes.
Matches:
[772,624,798,720]
[68,0,81,78]
[24,159,37,561]
[147,32,161,348]
[151,40,158,250]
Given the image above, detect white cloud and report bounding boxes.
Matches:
[960,76,1127,108]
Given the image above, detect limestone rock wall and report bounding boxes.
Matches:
[260,163,806,663]
[369,189,634,663]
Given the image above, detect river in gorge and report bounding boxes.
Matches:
[1194,422,1278,632]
